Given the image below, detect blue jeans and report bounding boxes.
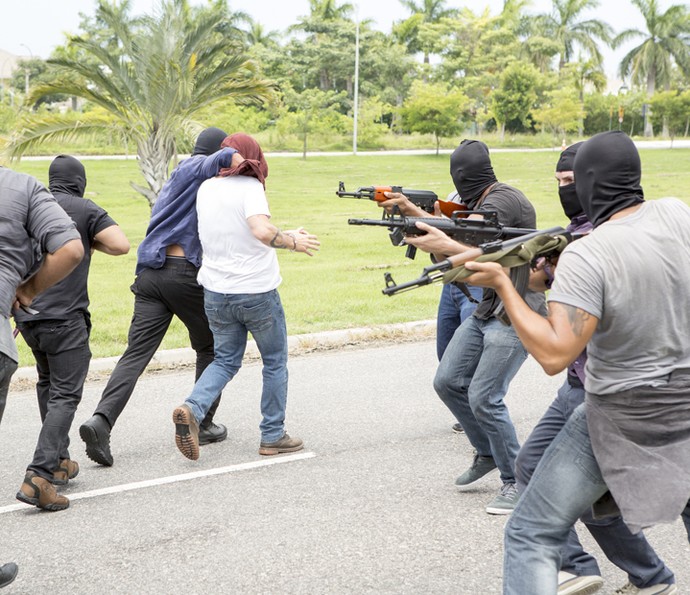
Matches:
[434,315,528,483]
[185,289,288,443]
[515,381,675,587]
[436,283,482,360]
[504,405,608,594]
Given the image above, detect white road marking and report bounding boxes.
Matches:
[0,451,316,515]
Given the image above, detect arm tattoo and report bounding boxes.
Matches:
[562,304,591,337]
[269,229,288,249]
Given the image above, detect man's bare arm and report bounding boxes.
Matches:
[247,215,320,256]
[92,225,130,255]
[15,239,84,308]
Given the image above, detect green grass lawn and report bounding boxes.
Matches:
[9,147,690,366]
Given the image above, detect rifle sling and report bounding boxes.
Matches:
[441,234,570,286]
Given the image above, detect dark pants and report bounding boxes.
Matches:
[18,316,91,480]
[515,379,675,587]
[0,352,19,426]
[94,258,220,428]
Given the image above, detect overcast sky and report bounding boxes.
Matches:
[0,0,662,83]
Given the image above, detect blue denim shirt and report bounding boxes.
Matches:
[136,148,236,274]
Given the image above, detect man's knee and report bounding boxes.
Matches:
[433,364,455,401]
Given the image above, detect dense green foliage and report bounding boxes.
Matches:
[1,0,689,162]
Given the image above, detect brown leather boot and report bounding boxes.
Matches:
[53,459,79,486]
[16,472,70,511]
[259,433,304,456]
[173,404,200,460]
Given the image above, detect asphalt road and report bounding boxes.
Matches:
[1,340,688,594]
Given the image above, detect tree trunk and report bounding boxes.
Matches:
[500,122,506,142]
[132,131,175,209]
[320,70,329,91]
[644,71,655,137]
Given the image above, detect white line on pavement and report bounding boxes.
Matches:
[0,451,316,515]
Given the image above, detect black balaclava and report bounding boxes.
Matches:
[49,154,86,197]
[450,139,498,209]
[556,141,584,219]
[574,131,644,228]
[192,127,228,156]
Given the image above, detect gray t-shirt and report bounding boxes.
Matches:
[0,168,79,320]
[549,198,690,395]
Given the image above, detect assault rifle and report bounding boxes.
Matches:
[348,211,537,260]
[381,227,572,296]
[336,181,466,219]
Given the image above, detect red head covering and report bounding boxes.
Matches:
[219,133,268,188]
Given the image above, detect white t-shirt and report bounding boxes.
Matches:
[196,175,281,294]
[549,198,690,395]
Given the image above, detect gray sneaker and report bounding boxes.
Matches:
[486,482,519,515]
[558,571,603,595]
[455,453,498,490]
[614,582,678,594]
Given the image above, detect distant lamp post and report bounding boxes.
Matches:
[20,43,33,96]
[617,84,629,131]
[352,8,360,155]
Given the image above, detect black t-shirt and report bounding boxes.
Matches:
[471,183,546,319]
[15,192,116,322]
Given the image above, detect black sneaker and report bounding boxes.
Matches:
[199,422,228,445]
[455,453,498,490]
[0,562,18,588]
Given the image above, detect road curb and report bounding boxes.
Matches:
[10,319,436,390]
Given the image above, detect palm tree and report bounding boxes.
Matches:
[307,0,354,21]
[533,0,612,71]
[6,0,272,207]
[616,0,690,136]
[616,0,690,96]
[246,21,280,47]
[397,0,459,63]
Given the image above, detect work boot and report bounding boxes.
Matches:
[16,472,70,511]
[198,421,228,446]
[52,459,79,486]
[0,562,18,588]
[259,433,304,456]
[79,414,113,466]
[173,404,200,460]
